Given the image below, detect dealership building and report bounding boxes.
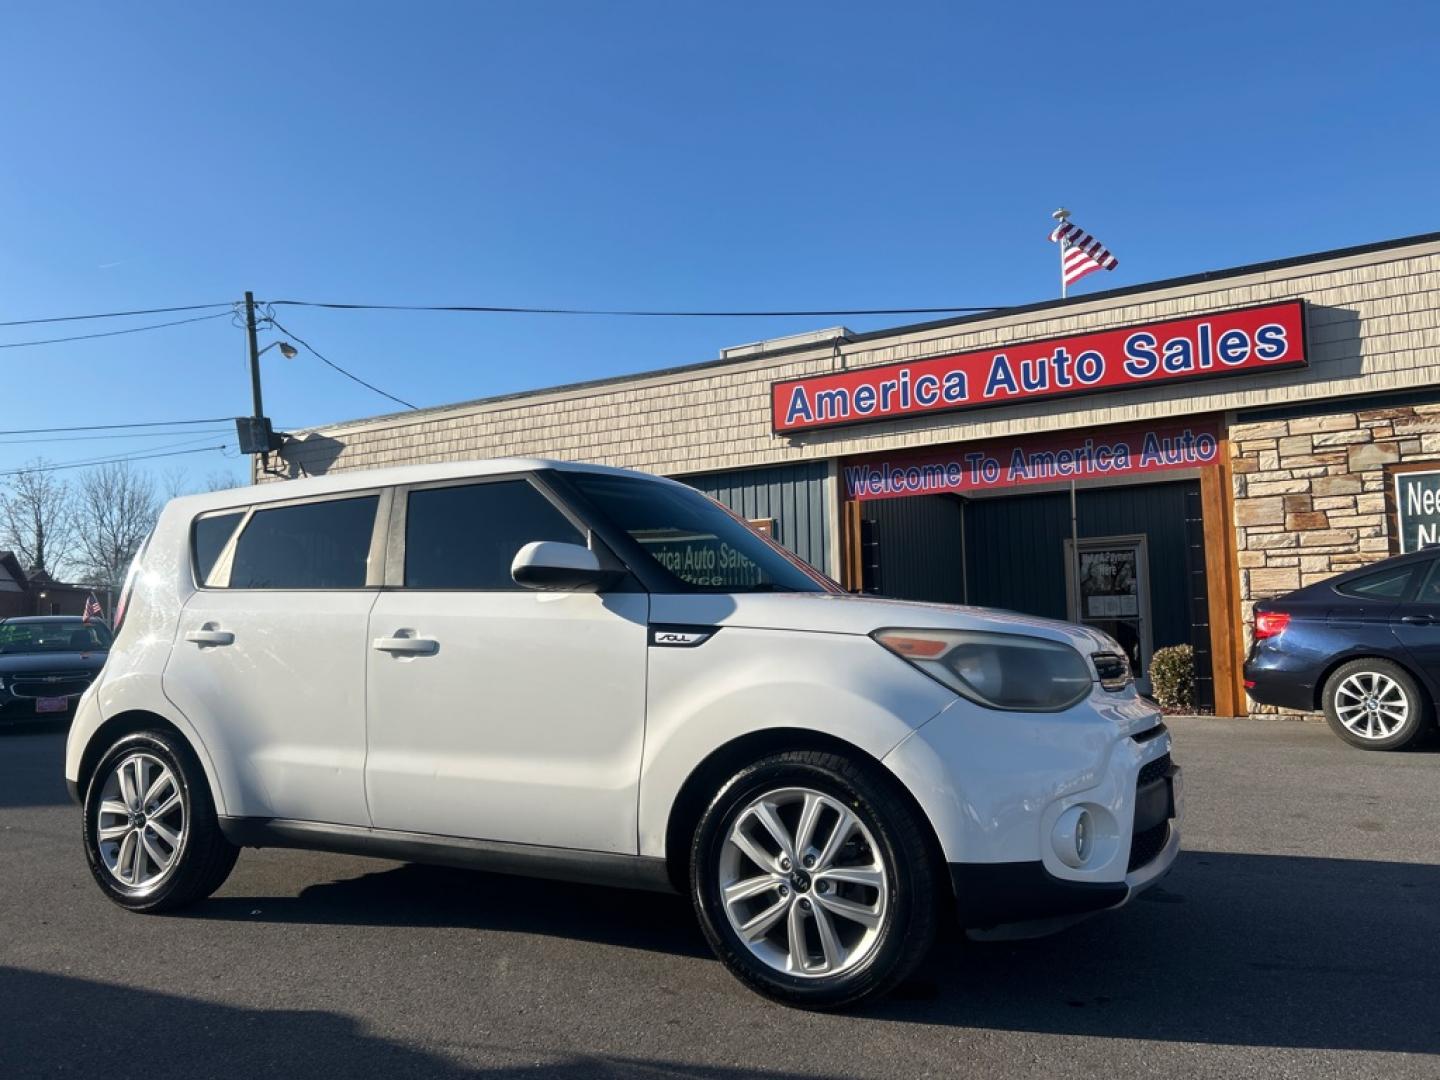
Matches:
[264,231,1440,717]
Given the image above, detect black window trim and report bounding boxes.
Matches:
[189,508,248,589]
[1332,559,1424,603]
[201,487,391,592]
[382,470,636,593]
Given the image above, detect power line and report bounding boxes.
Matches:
[0,418,237,436]
[265,314,418,411]
[0,302,232,329]
[0,428,232,446]
[264,299,1002,318]
[0,442,232,477]
[0,311,231,350]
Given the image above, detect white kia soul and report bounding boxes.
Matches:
[66,458,1180,1008]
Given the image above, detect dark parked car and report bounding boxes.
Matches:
[1245,549,1440,750]
[0,616,111,723]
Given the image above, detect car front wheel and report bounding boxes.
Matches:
[1322,659,1431,751]
[82,729,239,911]
[690,750,939,1009]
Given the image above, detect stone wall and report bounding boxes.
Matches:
[1231,402,1440,713]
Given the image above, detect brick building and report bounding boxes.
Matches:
[261,231,1440,718]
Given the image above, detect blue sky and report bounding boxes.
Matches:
[1,1,1436,487]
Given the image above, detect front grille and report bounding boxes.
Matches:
[1128,822,1170,872]
[8,672,93,698]
[1138,752,1172,788]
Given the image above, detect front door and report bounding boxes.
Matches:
[1065,535,1153,680]
[364,475,649,854]
[162,492,383,826]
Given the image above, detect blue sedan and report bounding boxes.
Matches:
[1244,549,1440,750]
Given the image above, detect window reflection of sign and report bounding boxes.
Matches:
[640,531,764,588]
[1393,468,1440,554]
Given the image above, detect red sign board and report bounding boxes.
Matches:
[842,420,1222,501]
[773,300,1306,434]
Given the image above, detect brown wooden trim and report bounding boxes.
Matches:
[839,496,863,592]
[1201,428,1246,717]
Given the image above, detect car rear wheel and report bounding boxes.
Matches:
[82,729,239,911]
[1322,659,1431,751]
[690,750,938,1009]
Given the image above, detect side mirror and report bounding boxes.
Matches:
[511,541,622,593]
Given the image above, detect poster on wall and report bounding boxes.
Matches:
[1079,549,1140,618]
[1393,467,1440,553]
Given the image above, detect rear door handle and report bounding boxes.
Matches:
[184,628,234,646]
[1400,615,1435,625]
[373,636,439,656]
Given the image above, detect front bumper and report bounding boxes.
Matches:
[882,686,1181,933]
[953,818,1180,936]
[0,691,82,722]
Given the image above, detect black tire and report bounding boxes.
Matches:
[82,729,239,912]
[1321,658,1431,751]
[689,750,940,1009]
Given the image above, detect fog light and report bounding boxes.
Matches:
[1053,805,1095,869]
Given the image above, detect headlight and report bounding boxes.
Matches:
[874,628,1094,712]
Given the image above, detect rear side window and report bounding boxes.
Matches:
[1415,562,1440,603]
[404,480,582,589]
[228,495,379,589]
[192,511,244,585]
[1334,564,1414,600]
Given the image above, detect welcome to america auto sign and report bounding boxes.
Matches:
[842,421,1221,501]
[772,300,1307,434]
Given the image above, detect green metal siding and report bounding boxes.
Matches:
[677,462,833,577]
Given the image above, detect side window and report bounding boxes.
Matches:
[1415,562,1440,604]
[228,495,379,589]
[404,480,582,589]
[1334,564,1414,601]
[192,511,244,585]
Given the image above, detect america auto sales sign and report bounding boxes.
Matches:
[771,300,1307,434]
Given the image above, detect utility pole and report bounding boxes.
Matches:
[236,290,281,460]
[244,290,264,422]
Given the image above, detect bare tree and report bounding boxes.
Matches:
[72,462,161,593]
[0,460,77,578]
[203,468,244,492]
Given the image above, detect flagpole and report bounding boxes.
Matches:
[1052,207,1071,299]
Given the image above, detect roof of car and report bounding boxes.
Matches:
[163,457,682,518]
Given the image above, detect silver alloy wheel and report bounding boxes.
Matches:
[718,786,889,979]
[1334,671,1410,740]
[96,751,186,891]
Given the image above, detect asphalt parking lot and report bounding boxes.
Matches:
[2,717,1437,1080]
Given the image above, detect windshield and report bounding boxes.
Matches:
[0,621,112,655]
[567,473,837,594]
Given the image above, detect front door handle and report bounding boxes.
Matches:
[1400,615,1435,625]
[373,635,439,655]
[185,628,234,646]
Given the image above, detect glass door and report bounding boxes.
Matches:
[1064,535,1153,683]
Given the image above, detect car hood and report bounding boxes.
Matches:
[649,592,1120,655]
[0,650,108,674]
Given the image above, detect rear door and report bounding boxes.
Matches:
[1388,559,1440,691]
[363,474,649,853]
[162,491,386,826]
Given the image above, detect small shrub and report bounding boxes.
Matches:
[1150,644,1195,713]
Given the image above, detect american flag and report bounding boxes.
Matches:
[82,592,104,624]
[1049,219,1119,287]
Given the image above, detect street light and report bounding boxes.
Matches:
[256,341,298,360]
